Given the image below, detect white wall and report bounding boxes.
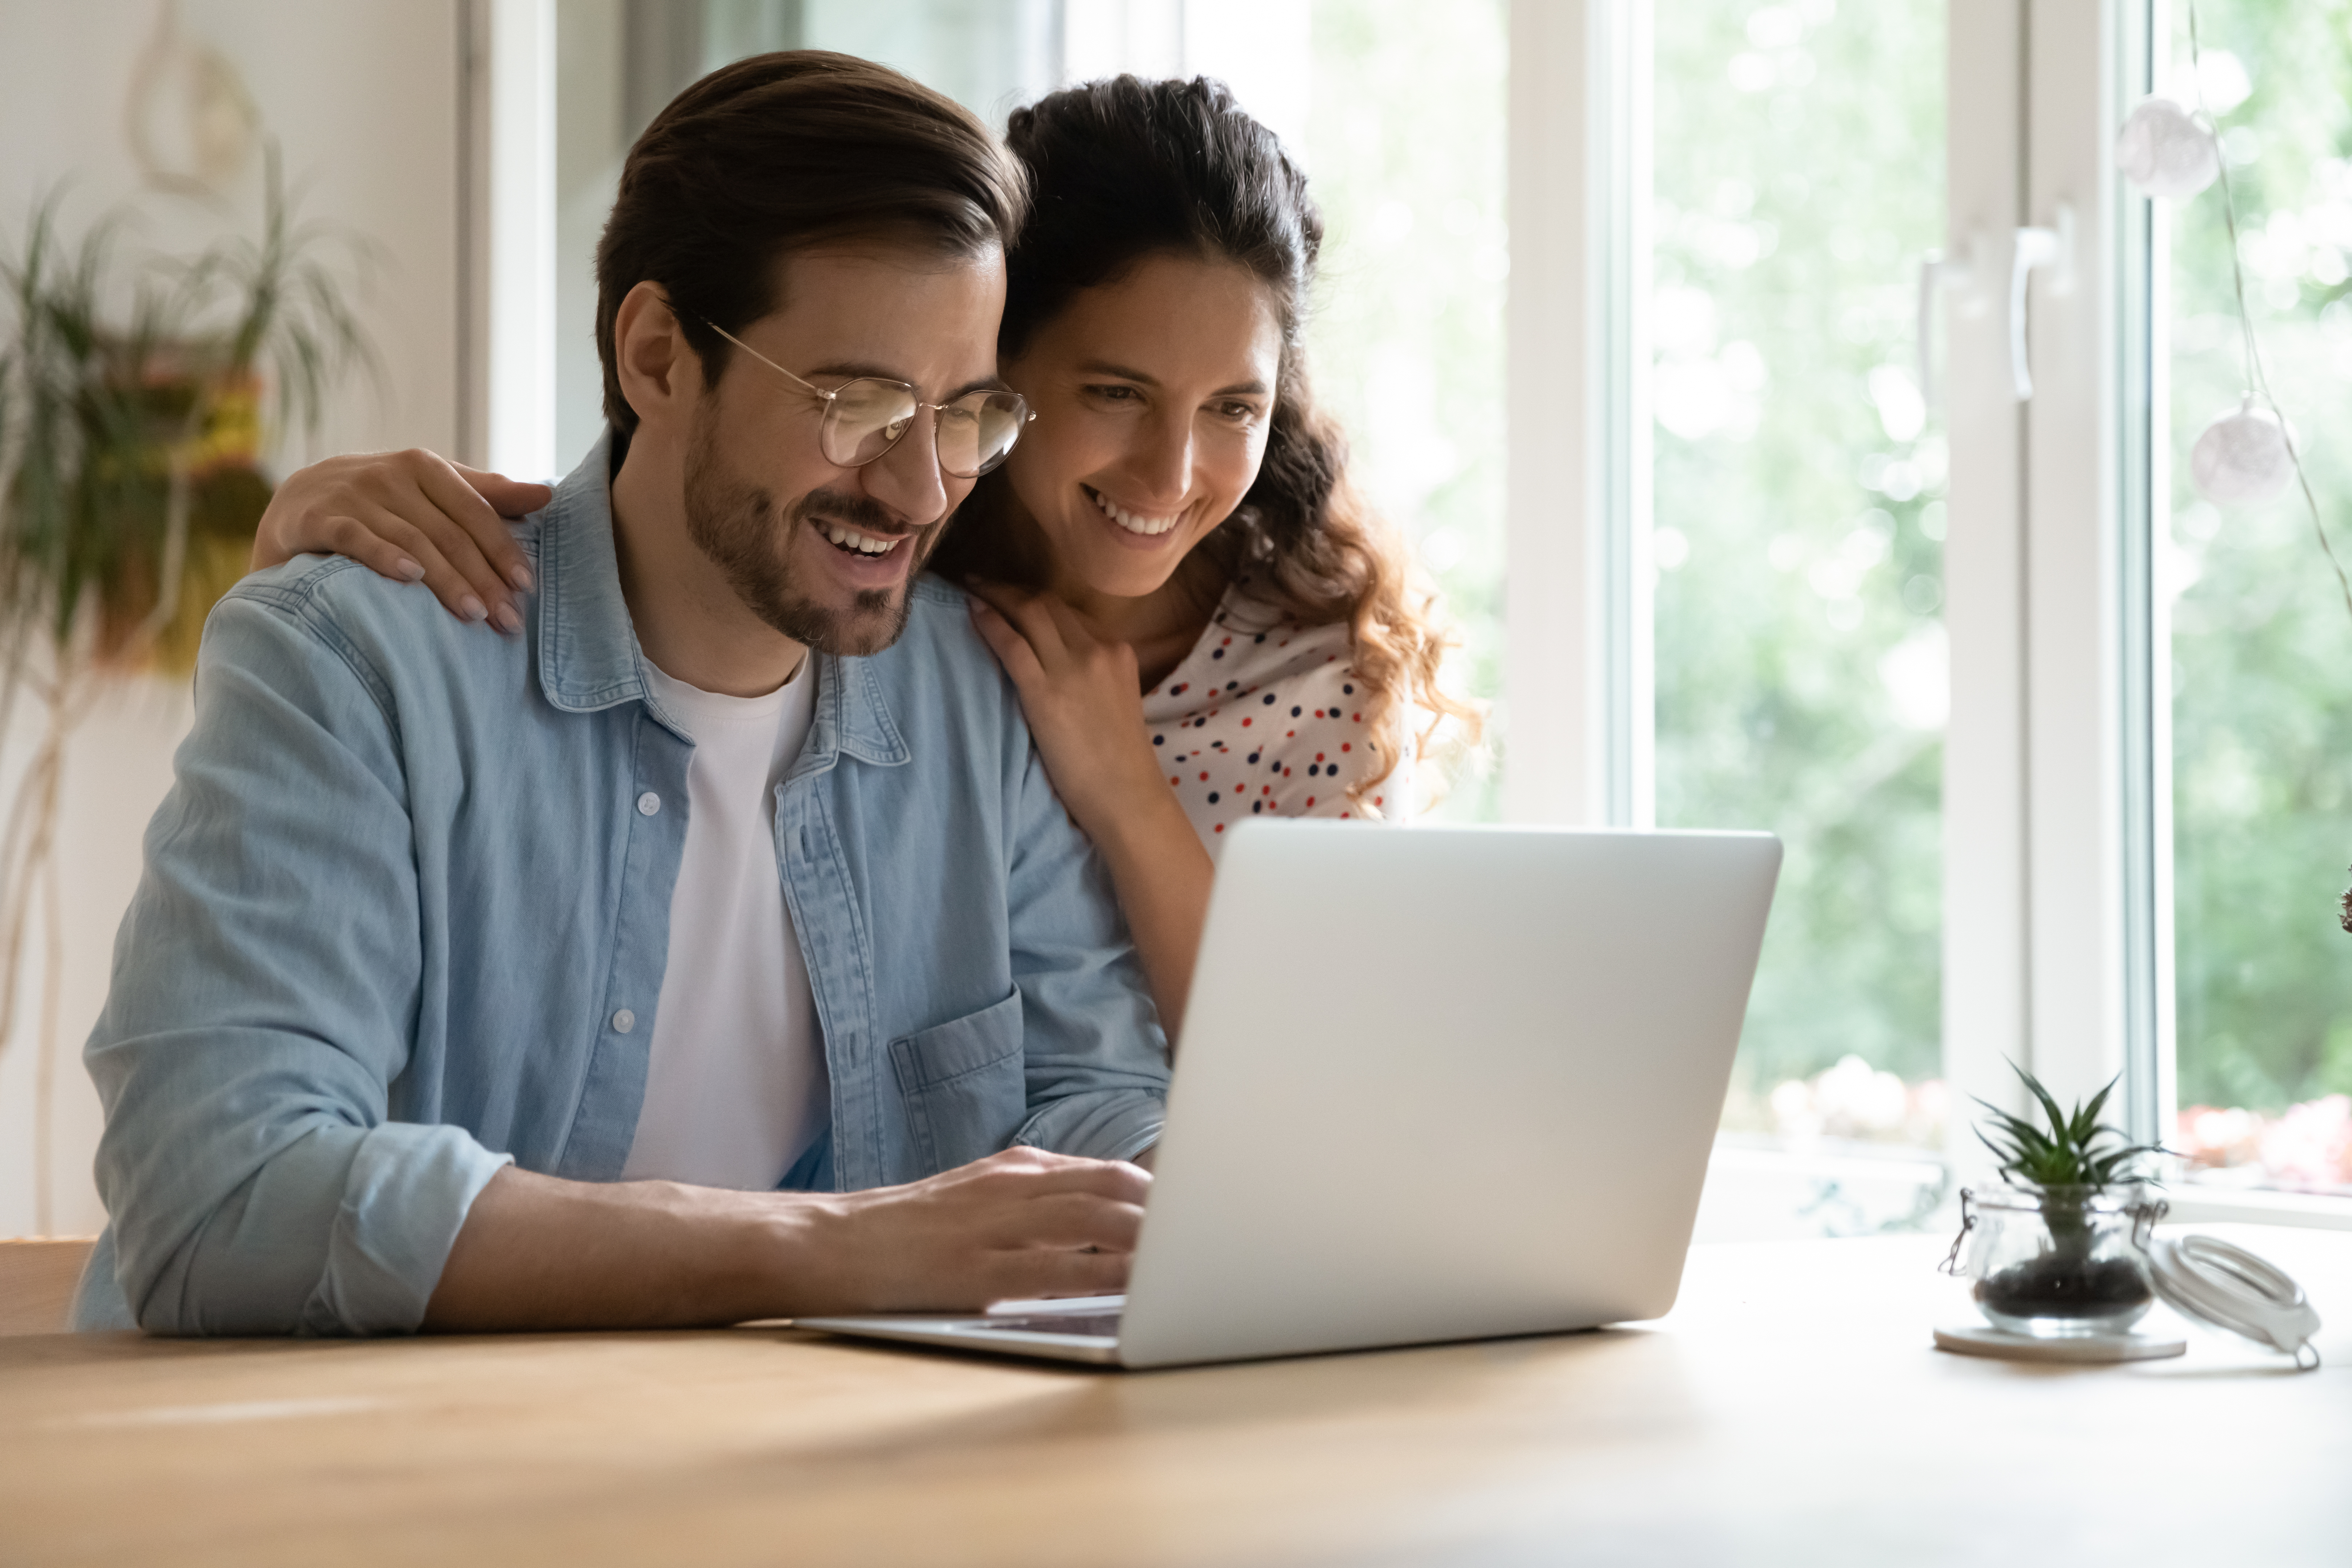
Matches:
[0,0,465,1236]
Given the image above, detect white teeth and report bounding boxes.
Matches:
[821,522,903,556]
[1089,488,1182,537]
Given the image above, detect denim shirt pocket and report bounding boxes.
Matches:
[888,989,1026,1175]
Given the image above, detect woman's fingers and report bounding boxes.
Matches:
[449,462,554,531]
[249,450,545,631]
[965,580,1071,665]
[968,599,1047,687]
[383,464,522,624]
[420,458,545,594]
[1027,589,1097,651]
[314,514,428,591]
[350,499,507,628]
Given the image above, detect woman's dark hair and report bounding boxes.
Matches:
[929,75,1474,798]
[595,51,1027,437]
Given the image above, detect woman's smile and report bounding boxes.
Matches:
[1085,484,1186,539]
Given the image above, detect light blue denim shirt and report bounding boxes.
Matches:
[76,436,1168,1335]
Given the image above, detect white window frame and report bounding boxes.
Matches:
[1503,0,1650,831]
[1511,0,2349,1228]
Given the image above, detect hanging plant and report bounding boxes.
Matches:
[0,145,377,1230]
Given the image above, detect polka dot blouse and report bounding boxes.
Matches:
[1143,581,1411,848]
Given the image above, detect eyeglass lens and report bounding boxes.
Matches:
[817,380,1029,478]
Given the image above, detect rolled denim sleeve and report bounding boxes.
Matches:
[85,585,509,1336]
[1001,738,1169,1163]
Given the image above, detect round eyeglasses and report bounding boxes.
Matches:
[696,317,1033,479]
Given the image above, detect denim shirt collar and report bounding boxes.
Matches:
[532,432,910,771]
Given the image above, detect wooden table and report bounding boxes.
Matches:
[5,1224,2348,1567]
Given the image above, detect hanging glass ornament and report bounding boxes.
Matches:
[2190,396,2296,507]
[2116,96,2221,200]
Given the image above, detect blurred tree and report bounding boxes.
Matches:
[1650,0,1949,1107]
[1303,0,1507,819]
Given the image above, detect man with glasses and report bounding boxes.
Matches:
[75,53,1165,1336]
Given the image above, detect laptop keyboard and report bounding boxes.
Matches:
[971,1311,1124,1339]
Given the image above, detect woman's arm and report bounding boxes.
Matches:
[967,585,1213,1045]
[250,449,549,631]
[1078,785,1215,1045]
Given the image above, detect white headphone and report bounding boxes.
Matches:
[2148,1233,2324,1369]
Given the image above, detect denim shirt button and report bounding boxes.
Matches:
[636,792,660,816]
[611,1008,636,1033]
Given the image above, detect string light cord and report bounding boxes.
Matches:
[2186,2,2352,627]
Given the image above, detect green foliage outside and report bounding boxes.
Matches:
[2168,0,2352,1114]
[1650,1,1949,1104]
[1299,0,1953,1106]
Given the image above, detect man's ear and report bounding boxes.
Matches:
[612,281,703,438]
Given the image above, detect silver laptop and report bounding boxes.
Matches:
[795,821,1781,1369]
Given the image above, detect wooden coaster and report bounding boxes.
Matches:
[1933,1323,2186,1363]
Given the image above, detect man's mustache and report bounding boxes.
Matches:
[792,486,923,539]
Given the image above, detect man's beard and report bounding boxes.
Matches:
[681,409,934,657]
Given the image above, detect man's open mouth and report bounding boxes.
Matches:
[817,520,909,557]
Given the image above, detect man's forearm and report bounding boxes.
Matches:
[422,1149,1154,1331]
[423,1166,826,1331]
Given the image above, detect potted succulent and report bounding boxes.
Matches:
[1943,1065,2168,1338]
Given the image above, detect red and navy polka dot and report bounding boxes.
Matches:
[1141,584,1411,849]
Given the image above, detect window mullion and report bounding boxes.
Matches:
[1503,0,1648,828]
[2113,0,2168,1148]
[2019,0,2135,1117]
[1942,0,2034,1170]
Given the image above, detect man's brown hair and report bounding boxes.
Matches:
[593,51,1028,436]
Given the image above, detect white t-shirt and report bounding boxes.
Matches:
[621,654,825,1189]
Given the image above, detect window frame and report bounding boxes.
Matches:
[1515,0,2351,1227]
[1502,0,1651,830]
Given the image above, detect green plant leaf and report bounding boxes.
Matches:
[1971,1061,2160,1195]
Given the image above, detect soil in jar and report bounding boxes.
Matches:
[1976,1255,2152,1319]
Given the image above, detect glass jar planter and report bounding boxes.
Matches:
[1943,1185,2167,1337]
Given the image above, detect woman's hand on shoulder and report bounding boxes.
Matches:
[250,450,550,633]
[965,581,1167,837]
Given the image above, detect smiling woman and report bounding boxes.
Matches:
[929,75,1479,1036]
[935,79,1469,813]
